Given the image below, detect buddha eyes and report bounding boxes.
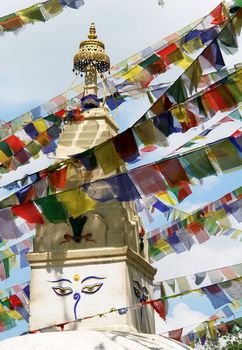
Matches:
[52,286,73,296]
[81,283,103,294]
[51,283,103,296]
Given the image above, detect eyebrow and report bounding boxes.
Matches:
[48,279,72,283]
[81,276,105,283]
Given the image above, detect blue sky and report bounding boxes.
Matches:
[0,0,242,343]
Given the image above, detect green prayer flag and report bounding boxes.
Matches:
[235,0,242,6]
[0,312,16,330]
[196,95,207,116]
[168,78,187,103]
[0,141,13,157]
[139,54,160,69]
[1,299,11,309]
[234,187,242,197]
[205,216,220,235]
[17,4,46,23]
[235,317,242,328]
[25,141,42,157]
[209,140,242,172]
[184,60,202,94]
[181,149,216,179]
[226,81,242,104]
[35,196,67,223]
[45,114,62,126]
[3,258,10,279]
[218,23,238,54]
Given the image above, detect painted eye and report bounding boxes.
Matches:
[52,286,73,296]
[133,286,141,299]
[81,283,103,294]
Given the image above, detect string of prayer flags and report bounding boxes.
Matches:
[0,115,62,173]
[0,240,32,281]
[148,184,242,261]
[1,122,242,232]
[177,314,242,347]
[0,282,30,332]
[0,1,84,34]
[133,8,242,128]
[0,2,239,142]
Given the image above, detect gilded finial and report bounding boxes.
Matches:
[73,23,110,74]
[88,23,97,40]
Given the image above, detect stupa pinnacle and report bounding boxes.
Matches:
[1,23,191,350]
[73,23,110,96]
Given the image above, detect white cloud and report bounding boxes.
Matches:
[156,303,208,334]
[153,237,242,282]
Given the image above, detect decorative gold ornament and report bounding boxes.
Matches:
[73,23,110,74]
[73,274,80,282]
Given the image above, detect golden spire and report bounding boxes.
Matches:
[73,23,110,75]
[88,22,97,40]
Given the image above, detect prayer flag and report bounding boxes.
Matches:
[11,202,44,224]
[113,128,139,162]
[94,140,124,175]
[203,285,231,308]
[57,188,96,218]
[156,158,190,187]
[35,196,67,223]
[106,173,141,201]
[129,164,166,196]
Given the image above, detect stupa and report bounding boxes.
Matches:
[1,24,191,350]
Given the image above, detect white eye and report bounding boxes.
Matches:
[52,286,73,296]
[81,283,103,294]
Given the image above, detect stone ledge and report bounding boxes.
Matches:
[27,246,156,279]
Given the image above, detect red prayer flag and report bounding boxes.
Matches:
[147,300,166,320]
[0,320,6,332]
[50,166,68,190]
[0,15,23,30]
[9,295,22,308]
[12,202,44,224]
[210,3,225,25]
[177,183,192,201]
[156,159,190,188]
[157,43,179,65]
[55,109,66,117]
[186,221,204,234]
[4,135,25,154]
[113,128,139,162]
[168,328,183,342]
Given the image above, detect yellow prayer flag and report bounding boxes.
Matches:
[17,4,45,24]
[208,320,217,339]
[0,150,10,163]
[174,52,193,70]
[231,230,242,240]
[182,37,204,53]
[0,304,4,312]
[170,105,190,123]
[94,140,124,175]
[231,299,241,309]
[156,238,173,253]
[57,188,96,218]
[122,66,143,81]
[33,119,48,133]
[42,0,63,18]
[156,192,177,206]
[9,255,17,270]
[2,248,13,259]
[8,310,23,320]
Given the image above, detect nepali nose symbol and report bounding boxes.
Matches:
[73,292,81,320]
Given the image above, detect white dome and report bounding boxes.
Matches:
[1,330,191,350]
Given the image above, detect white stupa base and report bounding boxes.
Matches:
[0,329,191,350]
